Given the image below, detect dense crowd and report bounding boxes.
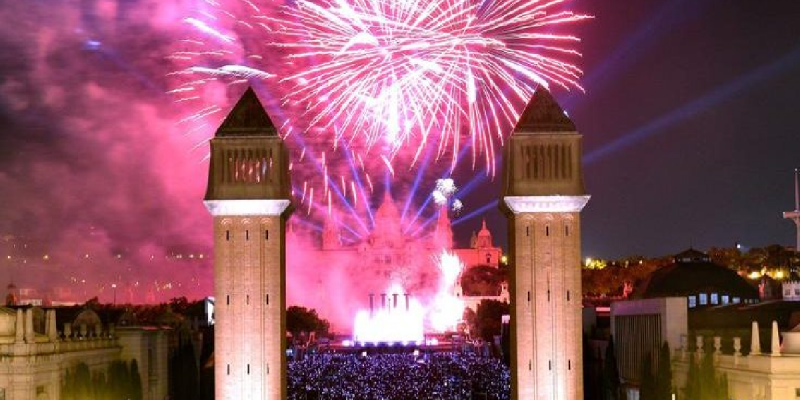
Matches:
[288,352,511,400]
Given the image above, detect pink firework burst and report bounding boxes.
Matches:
[270,0,591,173]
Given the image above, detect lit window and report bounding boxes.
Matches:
[711,293,719,305]
[796,289,800,296]
[699,293,708,305]
[722,295,729,304]
[733,297,741,304]
[688,296,697,308]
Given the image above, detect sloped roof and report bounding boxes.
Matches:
[215,87,277,137]
[514,87,576,133]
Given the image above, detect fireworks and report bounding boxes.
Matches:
[272,0,591,172]
[171,0,589,256]
[173,0,590,175]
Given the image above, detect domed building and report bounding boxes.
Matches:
[633,248,759,308]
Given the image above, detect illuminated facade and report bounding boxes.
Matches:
[0,307,168,400]
[501,88,589,400]
[204,88,292,400]
[673,321,800,400]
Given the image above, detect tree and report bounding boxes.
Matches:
[683,352,700,400]
[684,348,729,400]
[286,306,331,339]
[130,359,143,400]
[473,299,509,341]
[171,339,199,400]
[601,336,620,400]
[583,334,600,400]
[655,342,674,400]
[460,265,506,296]
[639,352,655,400]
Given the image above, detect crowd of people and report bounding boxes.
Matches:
[287,351,511,400]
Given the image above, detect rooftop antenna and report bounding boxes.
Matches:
[784,168,800,252]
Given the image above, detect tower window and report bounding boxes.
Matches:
[226,295,230,306]
[567,291,571,301]
[265,230,269,240]
[526,226,530,236]
[527,291,531,302]
[565,226,570,236]
[226,230,230,241]
[549,360,552,370]
[547,290,550,301]
[246,230,249,240]
[568,360,571,370]
[546,226,550,236]
[266,294,269,305]
[246,295,250,305]
[247,364,250,374]
[227,364,230,375]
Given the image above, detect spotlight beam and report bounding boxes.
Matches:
[586,46,800,164]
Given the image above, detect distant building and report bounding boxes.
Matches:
[783,278,800,301]
[452,219,504,269]
[288,190,505,329]
[633,248,759,308]
[454,281,510,313]
[293,192,504,278]
[610,297,688,399]
[0,306,169,400]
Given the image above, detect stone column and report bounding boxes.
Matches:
[771,321,781,356]
[15,308,24,343]
[46,310,58,342]
[24,308,34,343]
[751,321,761,355]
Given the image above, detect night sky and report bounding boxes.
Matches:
[0,0,798,301]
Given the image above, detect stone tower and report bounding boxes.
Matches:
[501,88,590,400]
[204,87,292,400]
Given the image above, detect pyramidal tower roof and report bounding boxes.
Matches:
[216,87,277,137]
[514,87,576,133]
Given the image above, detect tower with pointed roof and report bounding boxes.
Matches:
[784,168,800,251]
[433,208,454,249]
[204,87,292,400]
[501,88,590,400]
[475,219,493,249]
[322,212,342,250]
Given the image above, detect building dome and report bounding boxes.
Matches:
[73,309,102,329]
[634,249,758,307]
[475,219,493,248]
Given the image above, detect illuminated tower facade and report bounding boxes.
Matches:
[501,88,590,400]
[204,88,292,400]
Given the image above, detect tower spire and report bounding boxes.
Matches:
[784,168,800,251]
